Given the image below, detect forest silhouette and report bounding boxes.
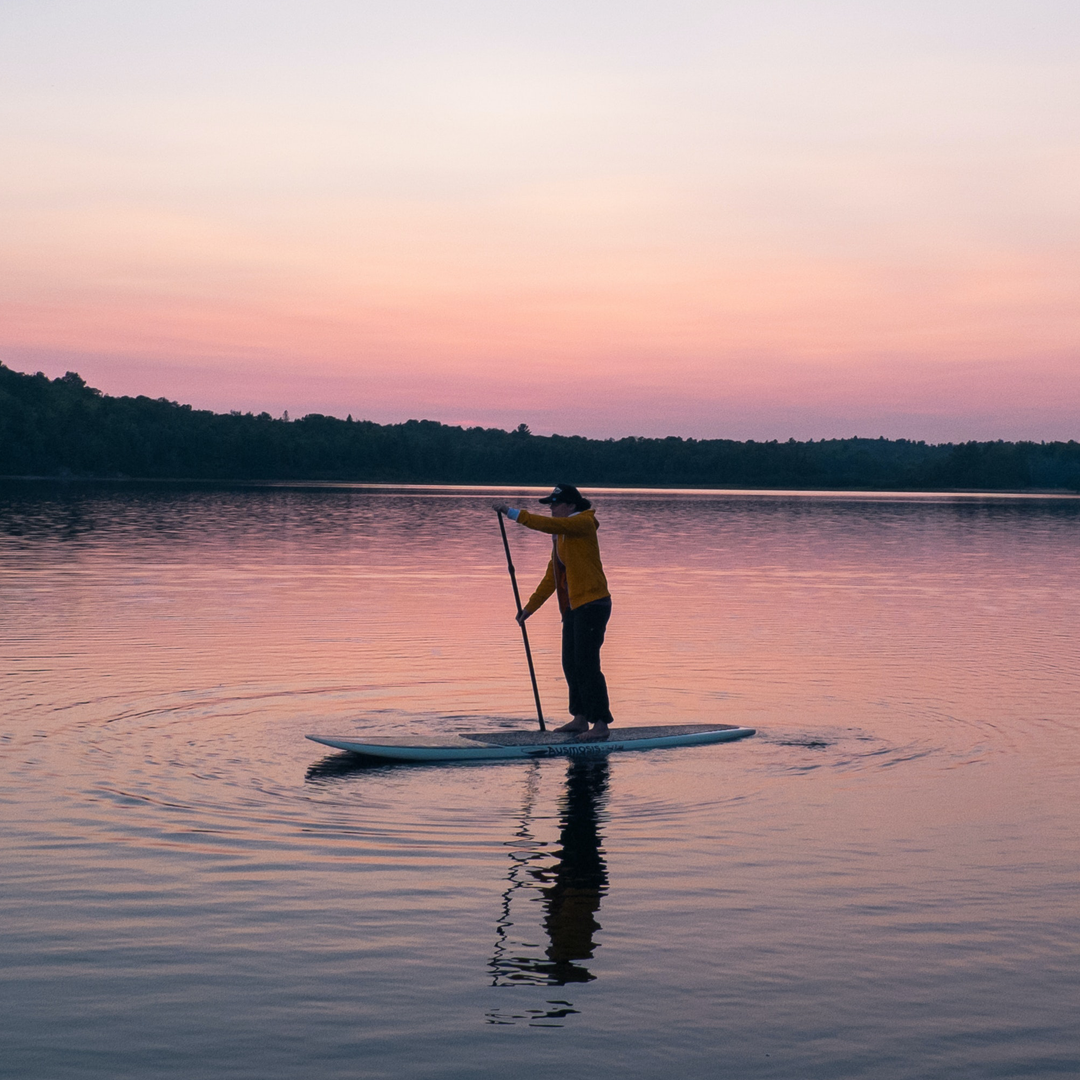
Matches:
[2,362,1077,491]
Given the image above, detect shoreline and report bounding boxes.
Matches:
[2,474,1078,498]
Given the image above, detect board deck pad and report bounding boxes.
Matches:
[459,724,739,745]
[306,723,755,762]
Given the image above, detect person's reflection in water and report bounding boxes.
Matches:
[490,758,610,987]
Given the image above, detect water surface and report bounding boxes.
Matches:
[1,484,1078,1078]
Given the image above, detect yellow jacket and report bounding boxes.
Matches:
[515,508,611,615]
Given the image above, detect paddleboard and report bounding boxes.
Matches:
[306,723,755,762]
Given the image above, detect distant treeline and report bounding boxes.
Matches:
[1,362,1078,491]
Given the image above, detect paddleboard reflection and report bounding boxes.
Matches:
[489,758,610,986]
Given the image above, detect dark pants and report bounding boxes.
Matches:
[561,598,613,725]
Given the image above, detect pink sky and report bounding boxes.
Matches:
[2,1,1078,441]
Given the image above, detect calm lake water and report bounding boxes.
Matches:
[1,482,1078,1079]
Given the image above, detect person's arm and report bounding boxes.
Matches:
[514,509,593,535]
[522,558,555,616]
[492,503,521,521]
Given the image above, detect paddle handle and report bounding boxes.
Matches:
[497,511,546,731]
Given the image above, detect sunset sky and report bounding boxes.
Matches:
[2,1,1078,440]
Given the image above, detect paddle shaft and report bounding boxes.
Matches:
[496,511,546,731]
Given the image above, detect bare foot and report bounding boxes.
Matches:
[581,722,610,741]
[555,717,589,733]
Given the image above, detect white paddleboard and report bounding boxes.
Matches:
[306,723,755,762]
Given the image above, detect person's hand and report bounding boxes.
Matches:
[492,502,510,515]
[516,609,529,626]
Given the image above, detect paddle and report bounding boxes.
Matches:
[496,510,546,731]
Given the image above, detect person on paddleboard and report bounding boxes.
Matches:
[493,485,614,741]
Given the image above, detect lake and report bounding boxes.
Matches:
[1,482,1078,1079]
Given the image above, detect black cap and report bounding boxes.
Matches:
[539,484,587,507]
